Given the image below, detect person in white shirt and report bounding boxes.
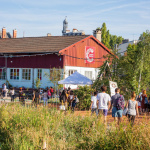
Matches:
[10,87,15,102]
[91,91,98,116]
[2,83,6,97]
[97,85,111,122]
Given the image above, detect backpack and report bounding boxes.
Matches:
[116,95,124,110]
[145,97,148,104]
[74,97,79,103]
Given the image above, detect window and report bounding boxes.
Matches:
[0,68,6,80]
[68,70,77,76]
[38,69,42,80]
[85,71,92,80]
[10,69,19,80]
[22,69,31,80]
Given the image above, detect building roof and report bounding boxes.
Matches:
[0,35,89,54]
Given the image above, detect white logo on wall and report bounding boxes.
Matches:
[85,46,95,63]
[109,81,118,96]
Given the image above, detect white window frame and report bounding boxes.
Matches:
[68,70,77,76]
[0,68,6,80]
[10,68,20,80]
[22,69,31,80]
[85,71,92,80]
[37,69,42,80]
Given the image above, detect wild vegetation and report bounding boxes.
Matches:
[0,104,150,150]
[93,30,150,100]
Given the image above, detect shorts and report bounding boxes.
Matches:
[91,108,98,116]
[98,109,108,116]
[112,107,123,117]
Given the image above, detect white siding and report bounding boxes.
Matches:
[64,66,99,89]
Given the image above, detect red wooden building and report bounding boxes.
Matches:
[0,35,113,88]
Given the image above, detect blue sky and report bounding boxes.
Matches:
[0,0,150,40]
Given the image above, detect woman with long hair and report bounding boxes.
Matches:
[126,92,139,126]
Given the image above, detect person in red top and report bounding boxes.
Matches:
[50,87,54,98]
[47,89,51,99]
[141,90,147,113]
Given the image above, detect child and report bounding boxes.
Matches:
[91,91,98,116]
[43,90,48,106]
[147,97,150,115]
[10,87,15,102]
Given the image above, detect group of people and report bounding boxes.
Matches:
[1,83,15,102]
[91,85,150,126]
[32,87,54,106]
[59,88,78,111]
[137,89,150,115]
[1,83,55,106]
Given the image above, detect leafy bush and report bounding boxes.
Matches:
[74,86,94,110]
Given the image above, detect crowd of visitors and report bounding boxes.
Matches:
[1,84,55,106]
[59,88,79,112]
[1,82,150,126]
[90,85,150,126]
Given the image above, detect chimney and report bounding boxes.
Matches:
[13,29,17,38]
[2,27,6,38]
[47,33,51,36]
[93,28,101,42]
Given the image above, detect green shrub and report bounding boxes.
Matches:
[74,86,94,110]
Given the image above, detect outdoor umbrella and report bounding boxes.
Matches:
[58,71,93,85]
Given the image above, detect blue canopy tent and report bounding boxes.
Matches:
[58,71,93,85]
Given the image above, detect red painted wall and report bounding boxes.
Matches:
[0,54,63,68]
[61,37,110,68]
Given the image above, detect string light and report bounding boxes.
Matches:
[0,50,123,60]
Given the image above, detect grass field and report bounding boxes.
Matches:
[0,103,150,150]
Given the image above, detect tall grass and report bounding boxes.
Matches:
[0,104,150,150]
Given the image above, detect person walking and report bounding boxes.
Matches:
[126,92,139,126]
[43,90,48,106]
[47,88,51,100]
[2,83,7,97]
[68,90,74,110]
[10,87,15,102]
[97,86,111,122]
[33,89,40,107]
[91,91,98,116]
[50,87,54,98]
[110,88,124,125]
[19,87,25,105]
[141,90,147,113]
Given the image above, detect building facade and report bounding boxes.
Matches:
[0,35,113,89]
[118,39,139,56]
[62,17,85,36]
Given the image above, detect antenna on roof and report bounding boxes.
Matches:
[23,31,25,37]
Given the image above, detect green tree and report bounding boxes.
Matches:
[34,77,41,88]
[101,23,107,45]
[99,23,123,50]
[44,67,63,91]
[94,31,150,99]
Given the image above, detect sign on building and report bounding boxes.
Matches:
[85,46,95,63]
[109,81,118,96]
